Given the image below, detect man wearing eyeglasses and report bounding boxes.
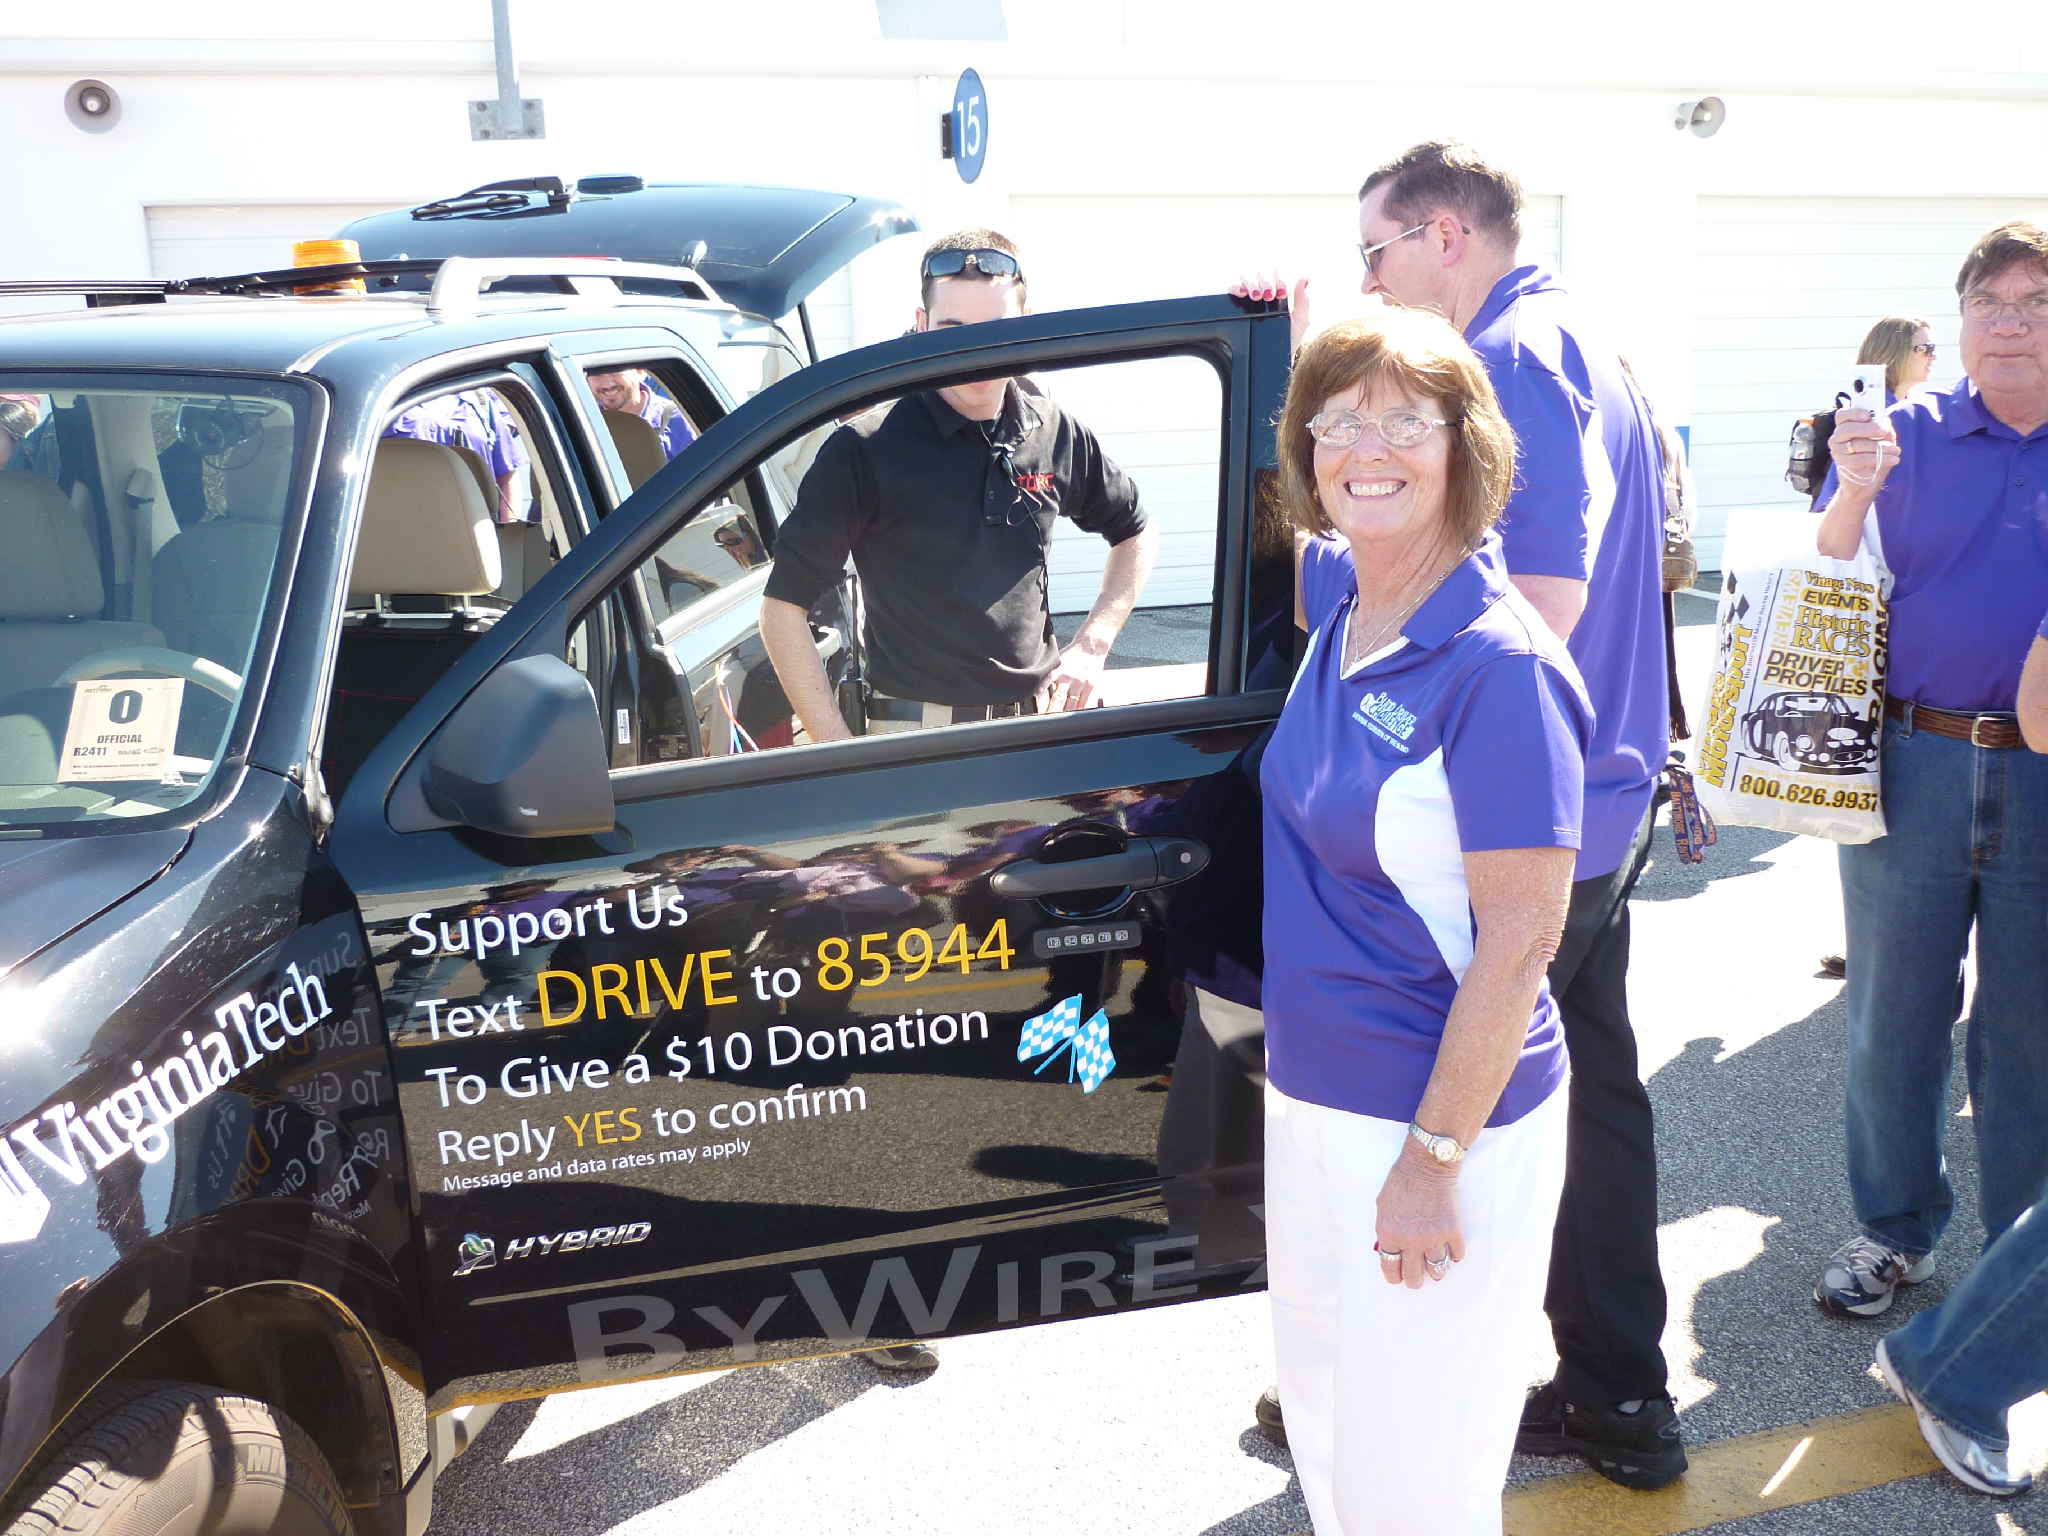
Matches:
[762,229,1155,742]
[1809,223,2048,1368]
[1328,140,1679,1490]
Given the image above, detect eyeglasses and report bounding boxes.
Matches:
[1962,291,2048,324]
[1910,342,1937,356]
[1357,222,1429,274]
[1307,407,1449,450]
[922,248,1023,283]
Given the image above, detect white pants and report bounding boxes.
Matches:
[1265,1080,1567,1536]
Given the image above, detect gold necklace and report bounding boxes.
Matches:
[1344,556,1459,671]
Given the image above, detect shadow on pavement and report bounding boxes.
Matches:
[1198,1429,1305,1535]
[433,1355,912,1535]
[1649,992,1982,1452]
[1634,819,1800,900]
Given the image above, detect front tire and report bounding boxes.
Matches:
[3,1380,350,1536]
[1772,730,1800,772]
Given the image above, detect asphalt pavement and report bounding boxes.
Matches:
[426,589,2047,1535]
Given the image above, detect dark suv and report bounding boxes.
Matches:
[0,179,1291,1534]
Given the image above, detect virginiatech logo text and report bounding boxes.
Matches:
[0,962,332,1243]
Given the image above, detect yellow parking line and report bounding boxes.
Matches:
[1500,1404,1940,1535]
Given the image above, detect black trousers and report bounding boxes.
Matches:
[1544,805,1670,1405]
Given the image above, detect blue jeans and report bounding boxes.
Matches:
[1838,716,2048,1257]
[1885,1189,2048,1450]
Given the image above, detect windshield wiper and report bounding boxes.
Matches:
[411,176,575,221]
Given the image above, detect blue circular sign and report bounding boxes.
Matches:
[950,69,988,184]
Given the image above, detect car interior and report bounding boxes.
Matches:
[0,382,291,820]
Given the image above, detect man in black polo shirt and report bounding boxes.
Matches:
[761,230,1157,741]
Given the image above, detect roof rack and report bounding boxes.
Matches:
[0,255,722,312]
[424,256,721,315]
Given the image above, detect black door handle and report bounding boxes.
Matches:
[989,836,1210,899]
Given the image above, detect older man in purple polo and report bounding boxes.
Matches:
[1813,223,2048,1329]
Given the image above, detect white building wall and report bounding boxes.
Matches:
[2,1,2045,566]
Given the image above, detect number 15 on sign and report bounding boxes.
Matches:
[949,68,987,183]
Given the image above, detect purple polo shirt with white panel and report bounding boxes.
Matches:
[1465,267,1668,879]
[1260,534,1591,1127]
[639,391,697,460]
[1818,382,2048,712]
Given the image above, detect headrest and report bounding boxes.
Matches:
[602,409,666,491]
[219,423,296,523]
[350,439,501,603]
[448,443,497,510]
[0,470,104,619]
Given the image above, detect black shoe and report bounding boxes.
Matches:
[857,1343,938,1373]
[1516,1382,1686,1490]
[1253,1386,1287,1449]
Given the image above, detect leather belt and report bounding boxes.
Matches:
[1883,697,2022,749]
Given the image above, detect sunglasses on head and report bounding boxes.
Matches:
[921,248,1023,283]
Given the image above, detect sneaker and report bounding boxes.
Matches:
[856,1343,938,1372]
[1253,1386,1287,1449]
[1515,1381,1687,1490]
[1815,1236,1937,1318]
[1875,1338,2032,1496]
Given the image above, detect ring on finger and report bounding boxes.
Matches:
[1377,1248,1403,1263]
[1424,1255,1450,1280]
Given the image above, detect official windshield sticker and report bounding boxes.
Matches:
[56,677,185,783]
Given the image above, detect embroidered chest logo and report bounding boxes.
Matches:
[1011,469,1058,512]
[1352,690,1419,752]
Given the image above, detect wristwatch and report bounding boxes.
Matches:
[1407,1121,1466,1166]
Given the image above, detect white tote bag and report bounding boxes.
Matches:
[1694,508,1891,844]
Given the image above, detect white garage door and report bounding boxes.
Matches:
[145,202,409,279]
[1011,194,1563,613]
[1690,195,2047,570]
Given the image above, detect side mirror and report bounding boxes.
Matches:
[421,655,615,837]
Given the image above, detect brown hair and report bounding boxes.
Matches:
[1277,307,1517,553]
[1856,315,1932,398]
[1955,221,2048,299]
[0,399,35,446]
[919,227,1026,309]
[1358,141,1523,248]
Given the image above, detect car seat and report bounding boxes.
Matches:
[601,409,666,491]
[322,439,503,798]
[151,424,293,671]
[0,469,165,691]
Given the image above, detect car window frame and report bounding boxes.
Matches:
[307,346,617,799]
[341,297,1290,837]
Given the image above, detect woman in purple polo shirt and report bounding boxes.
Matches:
[1261,308,1593,1534]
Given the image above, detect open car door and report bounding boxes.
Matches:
[328,294,1297,1408]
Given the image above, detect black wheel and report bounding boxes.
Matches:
[3,1380,350,1536]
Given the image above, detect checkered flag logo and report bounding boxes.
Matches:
[1017,995,1116,1094]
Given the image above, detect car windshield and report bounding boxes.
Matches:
[0,372,309,833]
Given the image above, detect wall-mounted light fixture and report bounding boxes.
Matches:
[65,79,121,133]
[1674,97,1726,138]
